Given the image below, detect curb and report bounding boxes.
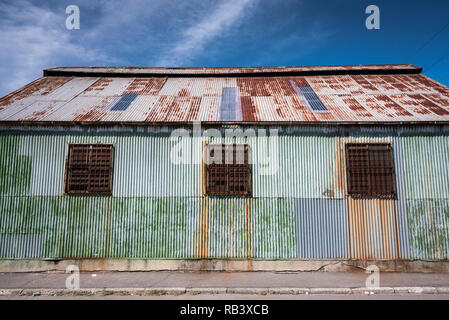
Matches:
[0,287,448,297]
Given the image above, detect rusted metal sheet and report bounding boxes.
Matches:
[45,77,100,101]
[1,65,449,123]
[44,64,421,76]
[7,100,69,121]
[347,198,399,260]
[81,78,135,97]
[123,77,167,95]
[101,95,159,122]
[0,77,72,107]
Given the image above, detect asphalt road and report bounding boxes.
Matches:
[1,271,449,289]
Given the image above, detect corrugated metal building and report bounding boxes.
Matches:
[0,64,448,264]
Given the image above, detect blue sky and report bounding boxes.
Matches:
[0,0,448,97]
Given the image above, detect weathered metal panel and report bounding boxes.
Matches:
[252,198,297,259]
[44,64,422,75]
[123,77,167,95]
[45,77,100,101]
[347,198,399,260]
[100,95,158,122]
[295,199,348,259]
[61,196,109,258]
[0,126,448,261]
[0,96,41,120]
[341,134,400,260]
[0,196,63,259]
[402,135,449,200]
[108,197,200,258]
[6,100,69,121]
[206,197,250,259]
[401,133,449,260]
[81,78,135,97]
[252,134,342,199]
[190,78,237,97]
[0,77,72,108]
[43,96,114,121]
[407,200,449,260]
[2,71,449,123]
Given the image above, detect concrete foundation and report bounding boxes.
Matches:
[1,259,449,273]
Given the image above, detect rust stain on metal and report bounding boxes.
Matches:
[351,75,379,93]
[276,77,300,95]
[378,75,412,91]
[362,75,397,93]
[241,96,258,121]
[0,77,71,107]
[178,88,190,97]
[333,76,364,95]
[185,96,202,121]
[287,95,317,121]
[272,95,296,120]
[199,141,209,259]
[83,78,113,93]
[389,94,432,116]
[409,94,449,116]
[2,64,449,123]
[424,93,449,107]
[374,95,414,117]
[334,137,345,194]
[145,96,175,122]
[340,95,373,118]
[124,77,167,95]
[322,76,346,92]
[318,95,354,121]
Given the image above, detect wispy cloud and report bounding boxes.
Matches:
[0,0,112,96]
[156,0,257,66]
[0,0,336,97]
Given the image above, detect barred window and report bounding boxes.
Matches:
[345,143,395,197]
[205,144,251,196]
[65,144,113,194]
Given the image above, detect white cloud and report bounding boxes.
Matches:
[156,0,257,66]
[0,1,111,96]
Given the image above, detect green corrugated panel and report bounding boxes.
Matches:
[252,198,297,259]
[108,197,200,258]
[61,196,109,258]
[207,197,249,259]
[402,135,449,200]
[407,200,449,260]
[0,135,32,196]
[0,196,63,259]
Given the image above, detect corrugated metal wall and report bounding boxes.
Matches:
[0,125,448,260]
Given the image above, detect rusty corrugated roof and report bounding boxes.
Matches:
[1,64,448,124]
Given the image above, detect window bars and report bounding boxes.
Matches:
[65,144,113,194]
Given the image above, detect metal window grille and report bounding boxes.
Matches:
[205,144,251,196]
[345,143,396,198]
[65,144,113,194]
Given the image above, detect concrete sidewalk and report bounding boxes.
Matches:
[1,271,449,296]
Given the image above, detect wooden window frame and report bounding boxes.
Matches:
[64,143,113,195]
[204,143,251,196]
[345,143,396,198]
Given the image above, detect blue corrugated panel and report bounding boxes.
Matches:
[220,88,242,121]
[295,199,348,259]
[298,86,328,111]
[110,94,139,111]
